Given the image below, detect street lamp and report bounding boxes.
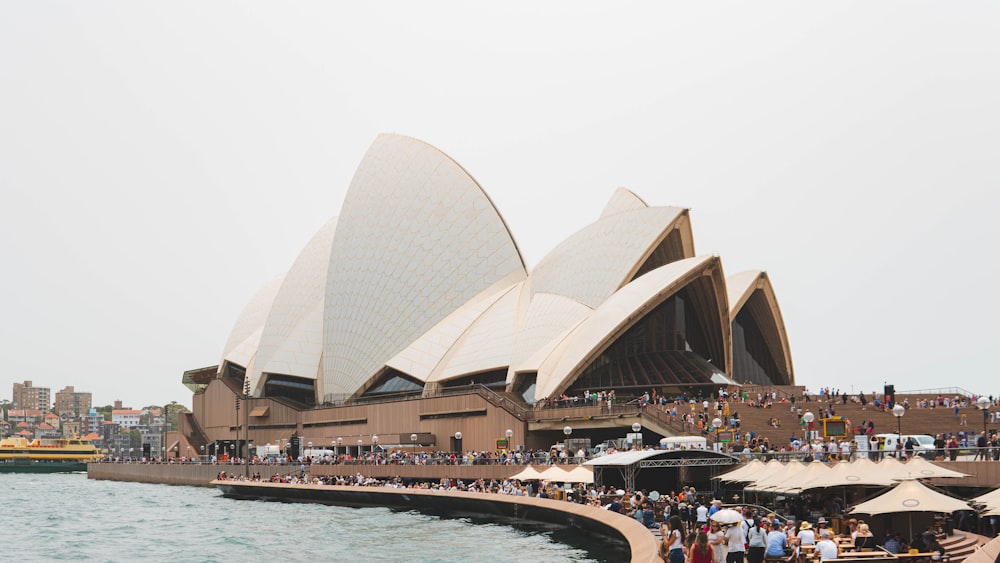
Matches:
[505,428,513,453]
[454,432,462,456]
[892,404,905,458]
[631,422,642,448]
[978,397,991,441]
[337,437,343,458]
[357,439,363,458]
[802,411,815,442]
[200,444,205,464]
[410,433,418,460]
[307,441,313,459]
[371,435,378,463]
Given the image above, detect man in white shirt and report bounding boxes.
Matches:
[696,502,709,526]
[725,520,747,563]
[814,529,838,562]
[797,522,816,546]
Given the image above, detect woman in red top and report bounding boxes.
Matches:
[688,530,715,563]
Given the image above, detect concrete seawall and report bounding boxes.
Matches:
[87,463,660,561]
[214,480,660,562]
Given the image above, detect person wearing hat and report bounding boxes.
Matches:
[797,522,816,546]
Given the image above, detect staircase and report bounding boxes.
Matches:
[726,392,991,449]
[940,530,991,562]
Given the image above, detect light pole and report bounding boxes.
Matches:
[802,411,814,442]
[371,435,378,463]
[337,437,343,459]
[200,444,205,464]
[978,397,991,457]
[454,432,462,458]
[631,422,642,449]
[892,404,905,458]
[410,433,418,461]
[357,439,363,458]
[563,426,572,462]
[505,428,513,456]
[307,441,313,460]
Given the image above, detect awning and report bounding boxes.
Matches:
[249,406,269,417]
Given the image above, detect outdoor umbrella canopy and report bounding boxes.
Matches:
[710,508,744,524]
[771,460,834,494]
[850,479,973,515]
[565,465,594,484]
[717,459,766,482]
[972,488,1000,515]
[747,460,806,491]
[896,456,970,479]
[509,466,545,481]
[803,457,895,489]
[538,465,574,482]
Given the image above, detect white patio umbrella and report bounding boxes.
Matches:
[850,478,973,538]
[710,508,744,525]
[538,465,574,482]
[565,465,594,484]
[509,465,544,481]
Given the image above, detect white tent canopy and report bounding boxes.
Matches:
[746,460,807,492]
[538,465,574,482]
[509,466,545,481]
[850,479,973,515]
[565,465,595,484]
[802,457,896,489]
[771,460,834,493]
[717,459,768,483]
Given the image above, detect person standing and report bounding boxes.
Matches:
[708,521,727,563]
[747,519,767,563]
[688,531,715,563]
[661,516,687,563]
[725,519,747,563]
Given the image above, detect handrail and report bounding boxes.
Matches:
[895,387,976,398]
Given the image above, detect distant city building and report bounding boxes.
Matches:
[8,409,43,424]
[54,386,92,418]
[12,380,50,412]
[111,409,141,428]
[80,408,104,437]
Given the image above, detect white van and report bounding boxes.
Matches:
[874,433,936,458]
[659,436,708,450]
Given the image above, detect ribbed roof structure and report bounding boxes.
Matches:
[216,134,795,404]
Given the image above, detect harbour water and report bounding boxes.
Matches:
[3,474,618,562]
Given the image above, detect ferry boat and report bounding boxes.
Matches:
[0,436,101,473]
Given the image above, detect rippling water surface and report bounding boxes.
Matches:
[2,474,621,562]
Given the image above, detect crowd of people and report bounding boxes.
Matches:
[658,506,951,563]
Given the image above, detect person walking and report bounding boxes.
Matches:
[747,518,767,563]
[725,519,747,563]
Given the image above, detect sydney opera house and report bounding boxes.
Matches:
[177,135,794,459]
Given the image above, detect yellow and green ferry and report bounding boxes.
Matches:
[0,436,101,473]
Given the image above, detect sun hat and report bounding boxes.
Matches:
[800,522,812,530]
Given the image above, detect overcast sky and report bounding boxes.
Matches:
[1,3,997,409]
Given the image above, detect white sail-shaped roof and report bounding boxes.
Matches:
[530,206,688,309]
[219,275,285,372]
[248,217,338,394]
[508,292,593,375]
[386,280,520,381]
[321,135,527,397]
[599,187,648,219]
[430,283,522,382]
[726,270,765,318]
[536,255,725,399]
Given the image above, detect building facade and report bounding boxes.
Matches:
[54,386,93,418]
[179,135,796,456]
[12,380,50,412]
